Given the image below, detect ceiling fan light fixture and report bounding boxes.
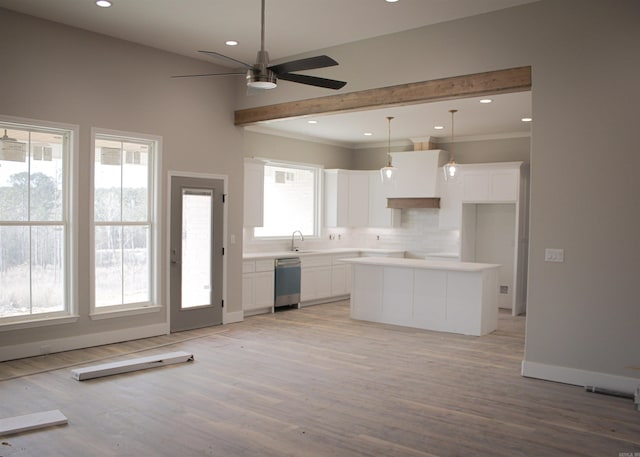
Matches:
[246,69,277,89]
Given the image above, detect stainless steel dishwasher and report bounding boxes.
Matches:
[274,257,301,309]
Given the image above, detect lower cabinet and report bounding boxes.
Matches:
[242,259,275,314]
[301,255,333,303]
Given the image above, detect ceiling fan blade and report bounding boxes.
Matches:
[268,55,339,75]
[171,72,245,78]
[198,50,253,69]
[278,73,346,90]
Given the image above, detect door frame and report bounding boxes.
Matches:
[166,171,229,330]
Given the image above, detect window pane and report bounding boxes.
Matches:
[31,225,64,314]
[0,226,30,318]
[94,139,122,222]
[122,142,149,222]
[254,164,317,237]
[95,225,122,307]
[0,128,29,222]
[123,225,150,304]
[181,192,212,308]
[30,132,64,222]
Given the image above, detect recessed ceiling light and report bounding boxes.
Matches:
[434,125,444,130]
[479,98,493,104]
[307,120,318,124]
[225,40,239,46]
[363,132,373,136]
[521,117,533,122]
[95,0,112,7]
[385,0,399,3]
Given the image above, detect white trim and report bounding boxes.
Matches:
[89,127,162,316]
[167,171,231,328]
[0,410,68,436]
[0,115,79,324]
[89,304,162,320]
[0,323,167,362]
[522,360,640,395]
[223,310,244,324]
[244,125,353,148]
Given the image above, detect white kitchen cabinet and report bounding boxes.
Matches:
[383,150,446,198]
[243,158,265,227]
[461,162,520,203]
[368,171,400,228]
[300,254,333,303]
[325,170,370,227]
[242,259,274,314]
[438,172,463,229]
[330,251,359,297]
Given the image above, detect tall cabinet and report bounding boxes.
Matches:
[456,162,529,316]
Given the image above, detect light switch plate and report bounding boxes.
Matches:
[545,248,564,262]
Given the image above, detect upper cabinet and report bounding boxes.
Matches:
[383,150,446,198]
[325,170,369,228]
[325,170,399,228]
[243,158,264,227]
[461,162,522,203]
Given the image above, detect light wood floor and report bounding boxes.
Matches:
[1,301,638,456]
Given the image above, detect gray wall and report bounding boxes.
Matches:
[238,0,640,385]
[244,130,353,169]
[0,9,245,351]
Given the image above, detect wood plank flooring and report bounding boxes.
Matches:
[0,301,638,456]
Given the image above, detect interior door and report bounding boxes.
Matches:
[170,176,224,332]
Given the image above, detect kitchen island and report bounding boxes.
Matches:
[341,257,500,336]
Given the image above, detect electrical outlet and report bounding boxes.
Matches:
[544,248,564,263]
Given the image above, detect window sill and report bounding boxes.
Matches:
[0,314,80,332]
[90,304,163,321]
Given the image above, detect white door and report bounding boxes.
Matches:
[170,176,224,332]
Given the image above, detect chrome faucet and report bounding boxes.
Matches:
[291,230,304,251]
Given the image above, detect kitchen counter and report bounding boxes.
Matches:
[343,257,500,336]
[243,248,405,260]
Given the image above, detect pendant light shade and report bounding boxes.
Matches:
[443,109,458,181]
[380,116,396,184]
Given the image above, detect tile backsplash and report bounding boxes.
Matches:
[244,208,460,258]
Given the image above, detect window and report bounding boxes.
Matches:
[0,121,73,321]
[254,161,321,238]
[92,130,158,312]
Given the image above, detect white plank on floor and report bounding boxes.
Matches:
[0,410,68,436]
[71,350,194,381]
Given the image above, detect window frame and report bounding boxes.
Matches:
[252,159,323,241]
[0,116,78,327]
[90,128,162,318]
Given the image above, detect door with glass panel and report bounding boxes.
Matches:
[169,176,224,332]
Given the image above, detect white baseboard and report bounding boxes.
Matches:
[522,360,640,394]
[0,323,168,363]
[223,310,244,324]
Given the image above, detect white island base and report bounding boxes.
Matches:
[342,257,500,336]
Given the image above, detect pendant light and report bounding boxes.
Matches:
[380,116,396,183]
[443,109,458,181]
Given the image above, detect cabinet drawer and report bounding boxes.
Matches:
[255,259,275,272]
[301,255,332,268]
[242,261,256,273]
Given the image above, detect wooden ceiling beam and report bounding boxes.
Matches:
[234,66,531,126]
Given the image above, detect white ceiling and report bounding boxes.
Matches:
[0,0,536,147]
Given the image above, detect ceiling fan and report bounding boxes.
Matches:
[172,0,347,91]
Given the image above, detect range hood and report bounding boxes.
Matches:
[385,149,447,209]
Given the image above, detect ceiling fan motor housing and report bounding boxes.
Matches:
[247,50,277,89]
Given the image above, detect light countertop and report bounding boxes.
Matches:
[243,248,404,261]
[341,256,500,272]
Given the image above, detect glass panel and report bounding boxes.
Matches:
[31,225,64,314]
[0,226,30,318]
[94,139,122,222]
[254,164,317,237]
[30,132,64,222]
[0,128,29,222]
[181,191,212,309]
[122,225,150,304]
[122,141,149,222]
[95,225,123,307]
